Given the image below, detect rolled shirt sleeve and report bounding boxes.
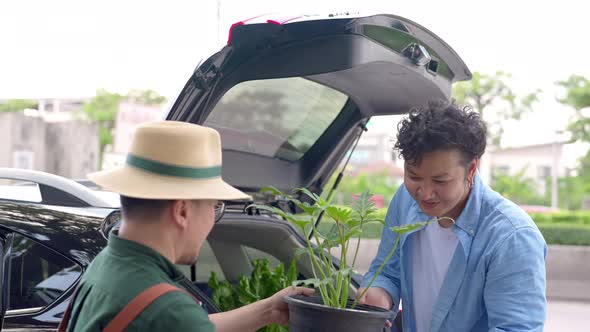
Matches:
[484,226,547,332]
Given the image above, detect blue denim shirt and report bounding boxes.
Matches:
[361,174,547,332]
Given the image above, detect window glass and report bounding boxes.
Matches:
[243,246,281,269]
[205,77,348,161]
[538,165,552,179]
[0,180,41,202]
[189,242,282,283]
[7,233,82,311]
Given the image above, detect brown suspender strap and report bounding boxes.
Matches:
[58,284,82,332]
[58,296,74,332]
[58,283,188,332]
[103,283,183,332]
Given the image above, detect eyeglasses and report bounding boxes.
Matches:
[214,201,226,223]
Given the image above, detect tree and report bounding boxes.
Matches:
[128,89,168,105]
[453,71,540,146]
[0,99,36,112]
[555,175,585,210]
[576,150,590,188]
[81,89,168,168]
[556,75,590,208]
[557,75,590,142]
[491,166,548,206]
[81,89,124,167]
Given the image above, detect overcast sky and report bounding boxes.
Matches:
[1,0,588,146]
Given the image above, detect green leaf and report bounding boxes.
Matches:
[296,188,329,210]
[390,220,431,235]
[295,187,321,203]
[208,271,239,311]
[288,215,314,231]
[293,277,332,288]
[343,229,363,242]
[247,204,288,218]
[352,190,377,218]
[259,185,288,197]
[315,227,340,243]
[293,200,321,215]
[293,278,322,288]
[332,267,352,278]
[293,247,309,258]
[358,219,386,228]
[237,274,261,303]
[286,259,298,285]
[325,206,352,224]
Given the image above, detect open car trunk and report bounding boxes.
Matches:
[166,13,471,197]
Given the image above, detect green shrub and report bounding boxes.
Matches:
[529,211,590,225]
[528,213,553,224]
[537,223,590,246]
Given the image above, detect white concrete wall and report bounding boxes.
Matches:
[0,112,99,179]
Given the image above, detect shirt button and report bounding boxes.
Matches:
[469,229,475,235]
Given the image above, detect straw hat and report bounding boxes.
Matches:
[88,121,251,201]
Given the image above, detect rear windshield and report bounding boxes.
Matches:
[204,77,348,161]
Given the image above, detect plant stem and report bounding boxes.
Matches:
[307,246,330,302]
[312,231,337,290]
[352,235,400,309]
[307,233,337,305]
[345,217,365,308]
[341,274,350,308]
[351,216,364,273]
[335,220,347,307]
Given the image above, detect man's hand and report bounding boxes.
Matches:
[357,287,394,328]
[356,286,393,309]
[266,286,315,325]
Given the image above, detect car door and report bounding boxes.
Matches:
[0,235,7,329]
[0,230,83,332]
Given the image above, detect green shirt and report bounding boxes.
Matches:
[67,232,215,332]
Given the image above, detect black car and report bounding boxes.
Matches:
[0,168,116,331]
[0,12,470,331]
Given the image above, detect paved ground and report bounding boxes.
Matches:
[545,300,590,331]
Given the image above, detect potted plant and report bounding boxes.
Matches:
[250,187,434,332]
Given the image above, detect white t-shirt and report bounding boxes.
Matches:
[411,219,459,332]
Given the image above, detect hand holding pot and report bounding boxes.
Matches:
[267,286,315,325]
[356,287,393,309]
[357,287,393,328]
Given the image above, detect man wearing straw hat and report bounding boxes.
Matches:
[59,121,313,332]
